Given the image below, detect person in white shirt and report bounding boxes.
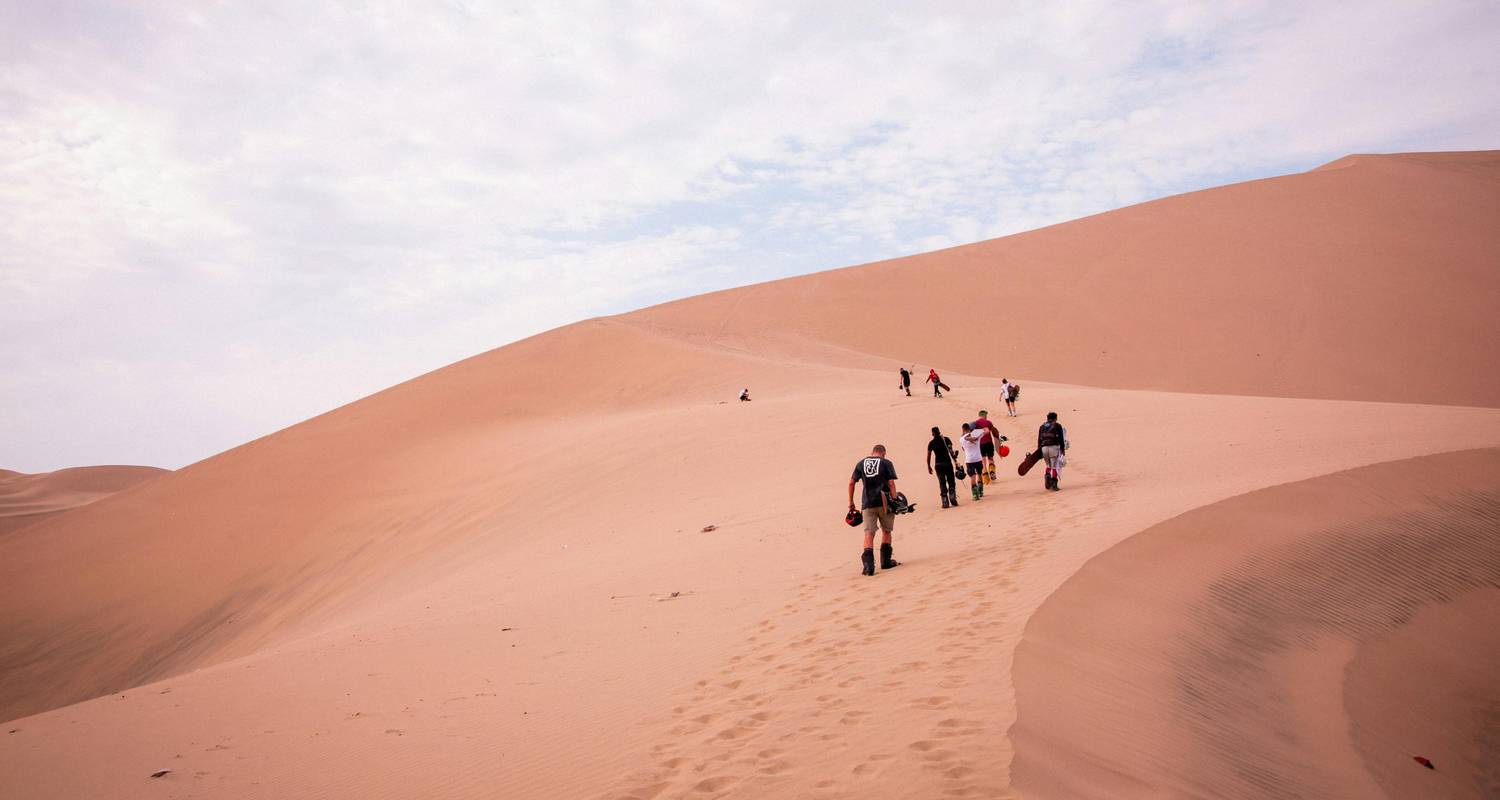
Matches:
[1001,379,1018,416]
[959,422,987,501]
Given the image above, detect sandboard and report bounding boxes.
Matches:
[937,382,951,391]
[1017,449,1042,476]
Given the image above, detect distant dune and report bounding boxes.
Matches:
[1,152,1497,799]
[634,150,1500,407]
[0,465,166,535]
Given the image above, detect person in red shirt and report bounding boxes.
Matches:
[926,369,946,398]
[972,410,1005,482]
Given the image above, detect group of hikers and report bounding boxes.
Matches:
[846,373,1068,575]
[899,366,1021,417]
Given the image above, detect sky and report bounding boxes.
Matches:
[2,1,1498,471]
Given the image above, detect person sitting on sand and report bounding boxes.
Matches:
[926,426,959,509]
[848,444,901,576]
[959,423,986,501]
[739,388,751,402]
[1038,411,1067,491]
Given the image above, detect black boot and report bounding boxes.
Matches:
[941,495,950,509]
[861,548,875,576]
[949,490,959,506]
[880,543,900,570]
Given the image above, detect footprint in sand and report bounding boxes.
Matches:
[690,768,738,786]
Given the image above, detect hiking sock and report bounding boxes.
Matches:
[861,548,875,576]
[880,543,899,570]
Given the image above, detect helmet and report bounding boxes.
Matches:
[998,444,1011,458]
[845,508,864,527]
[953,463,966,479]
[890,492,915,515]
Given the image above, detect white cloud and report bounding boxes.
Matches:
[1,0,1497,469]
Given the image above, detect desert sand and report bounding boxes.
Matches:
[0,465,166,536]
[1,151,1497,799]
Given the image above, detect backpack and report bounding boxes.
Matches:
[1009,384,1021,400]
[1039,421,1063,447]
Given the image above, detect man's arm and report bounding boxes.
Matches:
[848,478,857,509]
[1059,426,1067,453]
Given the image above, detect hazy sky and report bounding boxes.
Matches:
[3,1,1498,471]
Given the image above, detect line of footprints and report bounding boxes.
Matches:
[607,469,1120,799]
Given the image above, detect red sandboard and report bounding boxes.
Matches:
[1017,449,1042,476]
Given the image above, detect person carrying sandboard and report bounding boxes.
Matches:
[1001,378,1020,416]
[1037,411,1068,491]
[926,368,949,397]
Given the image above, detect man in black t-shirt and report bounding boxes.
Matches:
[898,367,912,396]
[847,444,901,576]
[926,426,958,508]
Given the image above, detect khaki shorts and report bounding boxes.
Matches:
[1042,445,1063,468]
[863,506,895,534]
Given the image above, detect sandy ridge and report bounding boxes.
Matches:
[1011,448,1500,799]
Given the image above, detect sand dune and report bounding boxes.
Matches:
[1,152,1498,798]
[634,150,1500,407]
[0,465,166,535]
[1011,448,1500,799]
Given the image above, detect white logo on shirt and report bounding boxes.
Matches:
[863,458,881,477]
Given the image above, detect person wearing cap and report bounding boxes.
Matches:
[926,368,945,398]
[926,426,959,508]
[972,409,1004,483]
[1038,411,1068,491]
[848,444,901,575]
